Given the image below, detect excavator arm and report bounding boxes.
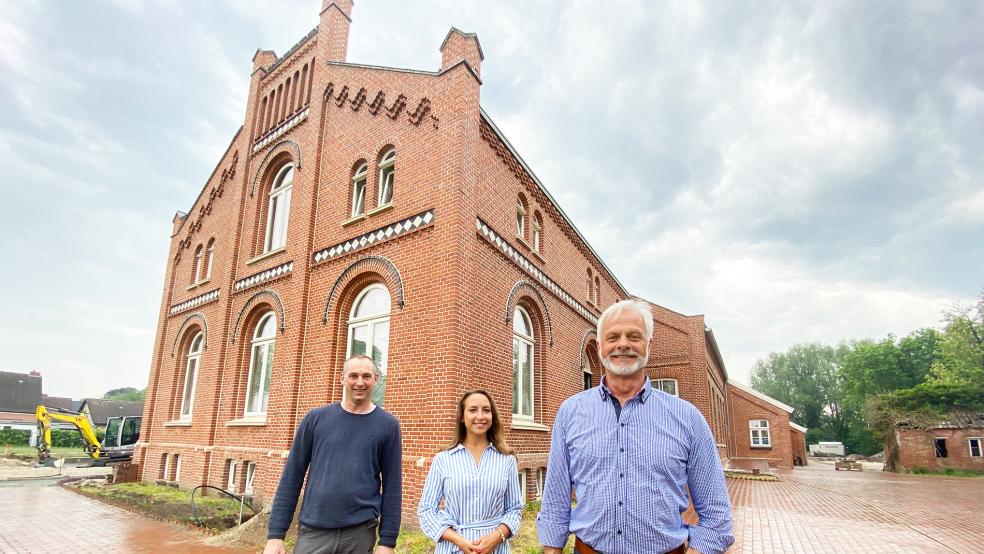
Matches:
[35,405,102,464]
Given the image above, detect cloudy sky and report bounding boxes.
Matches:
[1,0,981,399]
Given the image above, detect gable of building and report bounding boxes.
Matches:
[0,371,42,414]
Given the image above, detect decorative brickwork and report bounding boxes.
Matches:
[323,82,438,129]
[230,289,286,343]
[169,289,219,316]
[312,210,434,264]
[251,140,302,196]
[170,313,208,357]
[234,261,294,292]
[322,255,405,322]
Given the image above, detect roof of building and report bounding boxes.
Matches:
[898,411,984,430]
[41,394,75,412]
[0,371,42,414]
[78,399,145,425]
[728,379,795,414]
[790,421,808,433]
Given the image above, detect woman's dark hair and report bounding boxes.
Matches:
[448,389,513,455]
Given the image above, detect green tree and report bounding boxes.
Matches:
[749,342,847,439]
[931,292,984,385]
[103,387,145,401]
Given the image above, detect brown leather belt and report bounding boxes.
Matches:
[574,536,686,554]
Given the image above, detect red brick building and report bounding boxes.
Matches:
[727,380,805,469]
[136,0,803,525]
[894,413,984,472]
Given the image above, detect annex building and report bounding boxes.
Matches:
[137,0,805,524]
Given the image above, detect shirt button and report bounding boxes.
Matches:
[617,530,622,535]
[619,473,624,478]
[618,500,623,506]
[620,423,625,427]
[620,447,624,453]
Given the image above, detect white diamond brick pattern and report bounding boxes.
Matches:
[477,218,597,324]
[169,288,220,316]
[312,209,435,264]
[252,108,309,153]
[234,261,294,292]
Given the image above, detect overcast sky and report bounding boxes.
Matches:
[1,0,981,399]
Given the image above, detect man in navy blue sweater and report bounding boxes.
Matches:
[264,355,403,554]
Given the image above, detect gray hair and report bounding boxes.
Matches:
[597,299,654,342]
[343,354,378,375]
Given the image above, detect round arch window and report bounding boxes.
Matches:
[347,285,391,406]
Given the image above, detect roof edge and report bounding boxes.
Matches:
[479,107,631,297]
[790,421,808,433]
[728,379,795,414]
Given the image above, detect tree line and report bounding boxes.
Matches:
[749,290,984,456]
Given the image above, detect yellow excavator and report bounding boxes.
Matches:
[35,405,141,466]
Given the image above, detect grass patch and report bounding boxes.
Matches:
[74,482,255,530]
[908,467,984,478]
[1,445,87,460]
[401,504,573,554]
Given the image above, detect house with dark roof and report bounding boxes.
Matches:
[895,411,984,472]
[78,399,145,428]
[0,370,43,444]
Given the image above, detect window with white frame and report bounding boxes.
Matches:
[245,311,276,416]
[347,285,390,406]
[226,460,238,492]
[192,244,203,283]
[532,213,542,252]
[517,469,527,500]
[583,352,592,391]
[969,438,982,458]
[264,164,293,252]
[512,307,534,420]
[179,332,203,419]
[535,467,546,500]
[173,454,181,481]
[378,149,395,206]
[749,419,771,448]
[653,378,678,397]
[244,461,256,494]
[203,238,215,281]
[159,453,168,480]
[516,199,526,238]
[351,163,368,216]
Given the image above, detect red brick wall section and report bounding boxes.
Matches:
[727,386,794,469]
[790,428,807,466]
[896,428,984,472]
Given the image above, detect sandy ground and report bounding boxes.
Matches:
[0,456,112,480]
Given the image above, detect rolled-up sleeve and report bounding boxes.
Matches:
[685,408,735,554]
[417,453,455,543]
[536,401,573,548]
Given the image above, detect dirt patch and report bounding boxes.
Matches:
[68,481,257,532]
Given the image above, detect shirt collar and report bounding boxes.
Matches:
[599,375,652,404]
[449,442,499,454]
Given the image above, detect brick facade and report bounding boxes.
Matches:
[895,427,984,472]
[136,0,802,530]
[727,381,796,469]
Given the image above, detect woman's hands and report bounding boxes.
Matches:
[470,531,503,553]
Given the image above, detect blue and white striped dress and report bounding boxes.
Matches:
[418,443,523,553]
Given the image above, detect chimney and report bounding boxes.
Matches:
[440,28,484,80]
[319,0,354,63]
[251,49,277,73]
[29,370,41,377]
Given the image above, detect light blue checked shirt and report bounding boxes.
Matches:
[418,443,524,553]
[537,377,734,554]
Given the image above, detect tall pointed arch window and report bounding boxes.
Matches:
[583,349,593,391]
[352,163,368,216]
[191,245,203,284]
[378,149,396,207]
[245,311,276,416]
[346,284,390,406]
[512,307,534,420]
[264,164,293,253]
[179,332,203,419]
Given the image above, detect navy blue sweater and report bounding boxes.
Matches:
[267,403,403,546]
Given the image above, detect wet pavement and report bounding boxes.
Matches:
[729,459,984,553]
[0,481,250,553]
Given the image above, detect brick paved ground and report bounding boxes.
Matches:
[0,482,248,553]
[729,459,984,553]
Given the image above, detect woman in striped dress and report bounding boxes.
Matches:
[418,389,524,553]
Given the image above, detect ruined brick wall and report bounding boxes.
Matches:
[896,427,984,472]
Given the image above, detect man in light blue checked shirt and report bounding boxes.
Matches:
[537,300,734,554]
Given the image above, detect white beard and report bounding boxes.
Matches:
[602,351,647,376]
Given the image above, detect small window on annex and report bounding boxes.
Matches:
[517,469,527,500]
[244,461,257,494]
[934,438,948,458]
[969,438,982,458]
[244,311,276,416]
[264,164,294,253]
[378,149,396,207]
[179,332,203,419]
[512,307,534,420]
[749,419,771,448]
[653,378,678,397]
[346,284,391,406]
[351,163,368,216]
[226,459,238,492]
